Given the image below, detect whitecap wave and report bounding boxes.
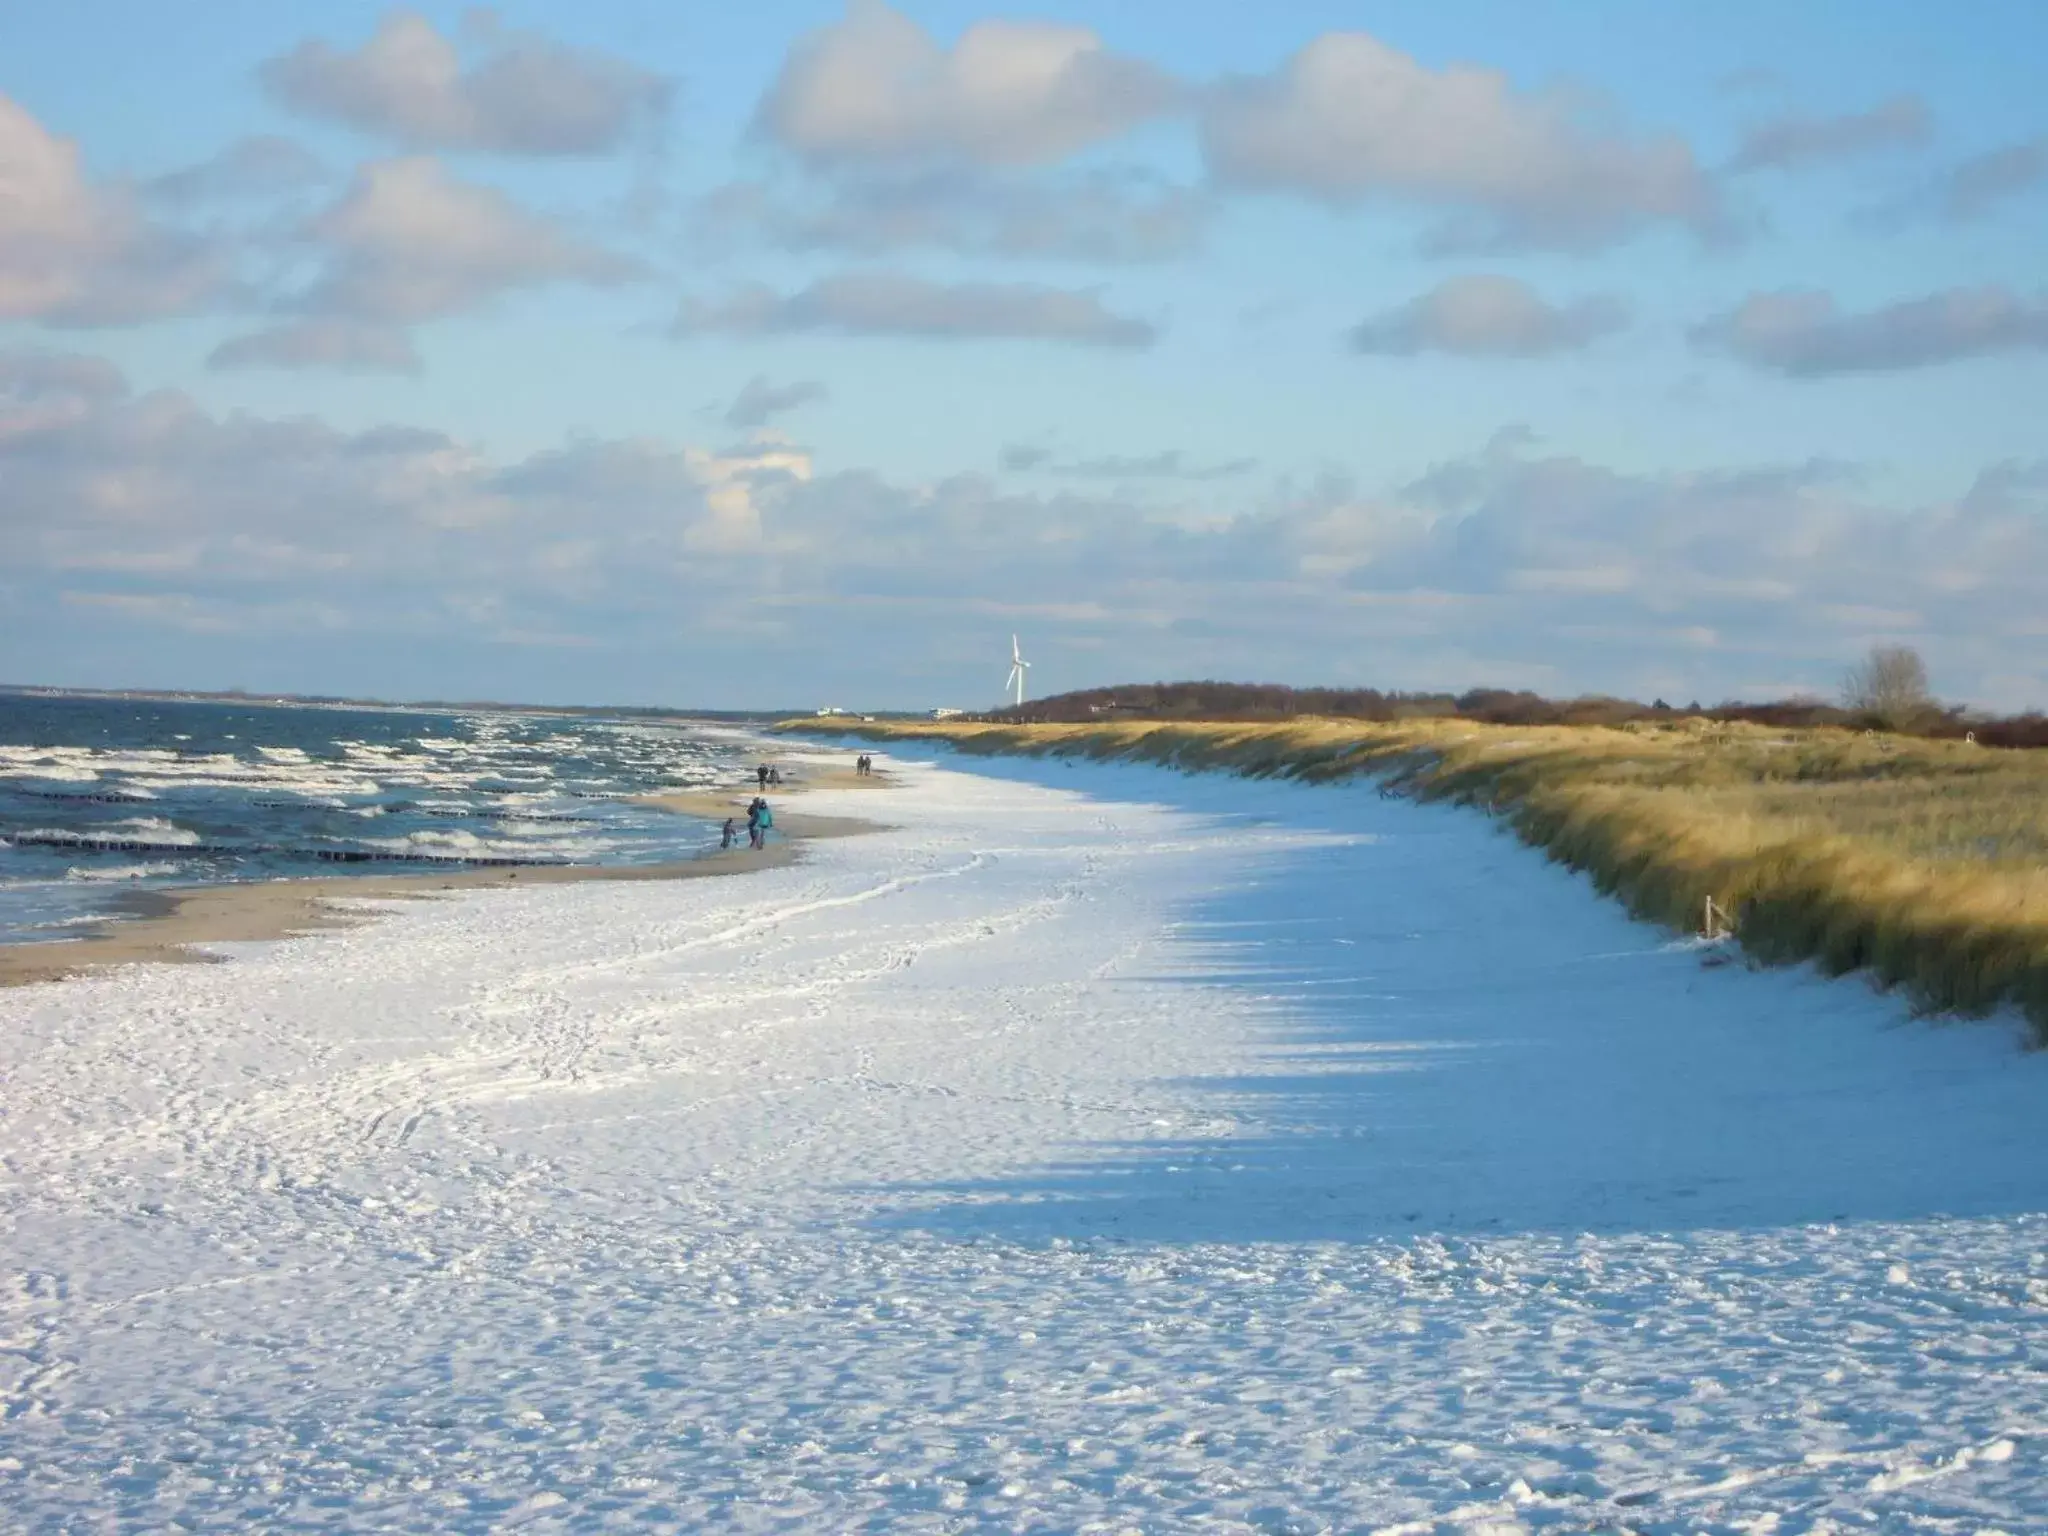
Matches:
[358,828,610,861]
[103,817,205,847]
[66,861,186,882]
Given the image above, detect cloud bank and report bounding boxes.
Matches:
[7,352,2045,708]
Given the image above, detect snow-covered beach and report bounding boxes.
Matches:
[3,747,2043,1531]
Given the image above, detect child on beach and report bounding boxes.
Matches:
[721,818,737,850]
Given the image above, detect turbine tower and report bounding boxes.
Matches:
[1005,634,1031,708]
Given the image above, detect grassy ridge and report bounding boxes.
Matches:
[782,715,2048,1039]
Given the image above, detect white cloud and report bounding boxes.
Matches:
[1694,286,2048,375]
[757,0,1176,167]
[1349,276,1627,357]
[210,156,634,370]
[1200,32,1721,252]
[306,156,631,321]
[685,441,814,550]
[262,10,669,155]
[0,92,226,325]
[731,8,1199,275]
[677,271,1156,347]
[1730,94,1930,172]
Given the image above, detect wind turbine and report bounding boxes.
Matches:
[1005,634,1031,707]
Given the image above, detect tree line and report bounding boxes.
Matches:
[986,647,2048,747]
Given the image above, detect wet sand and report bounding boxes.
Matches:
[1,753,890,989]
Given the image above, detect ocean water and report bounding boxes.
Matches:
[0,692,757,945]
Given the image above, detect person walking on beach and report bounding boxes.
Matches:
[769,765,782,786]
[746,798,763,849]
[757,763,769,791]
[720,817,737,850]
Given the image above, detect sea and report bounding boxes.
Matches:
[0,692,761,946]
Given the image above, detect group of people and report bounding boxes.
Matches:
[720,796,775,851]
[718,753,871,854]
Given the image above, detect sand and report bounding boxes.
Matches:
[633,760,896,841]
[0,752,889,988]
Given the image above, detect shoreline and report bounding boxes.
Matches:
[0,754,894,989]
[779,716,2048,1041]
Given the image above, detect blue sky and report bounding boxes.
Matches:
[2,2,2044,709]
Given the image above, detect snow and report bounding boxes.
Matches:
[2,748,2043,1532]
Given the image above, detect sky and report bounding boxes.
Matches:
[2,2,2045,711]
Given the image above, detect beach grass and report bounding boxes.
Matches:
[780,716,2048,1038]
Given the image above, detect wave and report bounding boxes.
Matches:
[0,701,746,941]
[304,843,570,868]
[357,828,607,862]
[105,817,204,846]
[66,860,187,882]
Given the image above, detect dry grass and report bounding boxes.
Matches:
[782,715,2048,1038]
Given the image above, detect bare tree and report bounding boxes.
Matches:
[1841,644,1931,726]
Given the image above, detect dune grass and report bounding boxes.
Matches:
[781,715,2048,1039]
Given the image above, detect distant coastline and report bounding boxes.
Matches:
[0,681,801,724]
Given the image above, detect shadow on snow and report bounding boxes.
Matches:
[864,751,2048,1245]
